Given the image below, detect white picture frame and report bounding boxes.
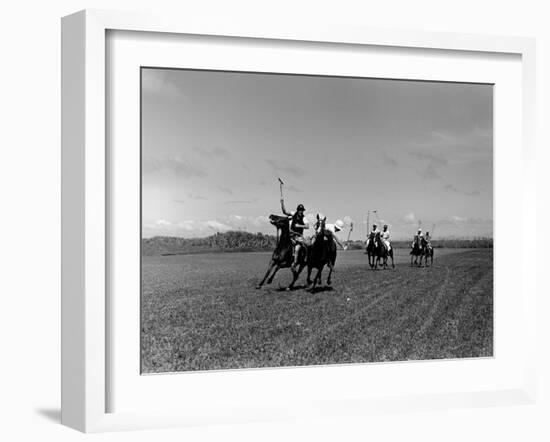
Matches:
[61,9,537,433]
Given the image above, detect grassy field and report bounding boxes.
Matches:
[141,248,493,373]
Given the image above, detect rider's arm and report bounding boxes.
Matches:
[280,199,292,216]
[298,220,310,230]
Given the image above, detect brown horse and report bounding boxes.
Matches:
[256,214,307,289]
[306,221,337,291]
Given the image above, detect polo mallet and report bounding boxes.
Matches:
[278,177,284,199]
[346,221,354,248]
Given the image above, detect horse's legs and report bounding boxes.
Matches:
[311,267,323,291]
[266,264,281,284]
[306,266,313,286]
[326,264,334,286]
[288,262,306,290]
[390,250,395,268]
[256,260,276,288]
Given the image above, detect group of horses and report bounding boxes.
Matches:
[365,231,434,269]
[365,231,395,270]
[256,214,435,291]
[409,235,434,267]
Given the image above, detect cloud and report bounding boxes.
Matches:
[404,213,416,222]
[173,200,186,204]
[224,199,258,205]
[409,151,448,167]
[411,129,492,165]
[450,215,467,222]
[444,184,480,196]
[286,185,302,193]
[420,164,442,180]
[193,146,231,159]
[188,194,208,200]
[217,186,233,195]
[154,219,171,227]
[266,159,306,178]
[143,156,207,179]
[141,70,184,98]
[382,153,399,167]
[205,220,232,231]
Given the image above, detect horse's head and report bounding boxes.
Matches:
[375,231,381,241]
[368,232,375,240]
[269,214,290,230]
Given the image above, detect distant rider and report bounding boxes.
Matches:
[425,231,432,248]
[281,198,310,267]
[366,223,380,248]
[412,228,423,248]
[381,224,391,251]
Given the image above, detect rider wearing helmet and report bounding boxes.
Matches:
[412,228,423,248]
[323,219,347,249]
[425,231,432,248]
[281,198,310,266]
[366,223,380,248]
[381,224,391,251]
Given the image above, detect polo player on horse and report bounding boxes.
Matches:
[381,224,391,252]
[366,223,380,248]
[281,198,310,271]
[412,228,423,249]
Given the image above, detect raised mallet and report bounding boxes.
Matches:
[278,177,284,199]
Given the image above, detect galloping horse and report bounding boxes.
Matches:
[306,221,337,291]
[410,235,428,267]
[256,214,307,289]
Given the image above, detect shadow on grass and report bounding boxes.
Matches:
[308,285,335,294]
[275,284,308,292]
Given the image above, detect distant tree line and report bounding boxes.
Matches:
[142,233,493,256]
[142,231,278,256]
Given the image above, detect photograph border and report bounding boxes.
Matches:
[61,9,537,432]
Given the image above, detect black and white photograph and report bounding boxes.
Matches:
[140,68,493,374]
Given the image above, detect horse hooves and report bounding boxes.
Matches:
[255,285,262,289]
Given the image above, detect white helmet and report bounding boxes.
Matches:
[335,219,344,231]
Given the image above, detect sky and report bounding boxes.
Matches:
[141,68,493,240]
